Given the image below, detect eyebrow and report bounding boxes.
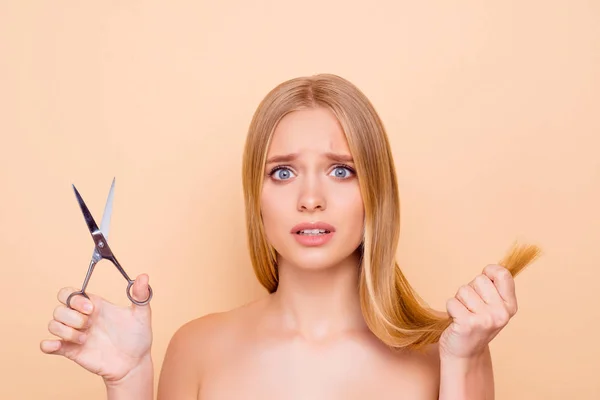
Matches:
[266,152,354,164]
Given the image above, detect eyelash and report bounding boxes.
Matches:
[268,163,356,179]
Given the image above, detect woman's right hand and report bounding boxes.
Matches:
[40,274,153,384]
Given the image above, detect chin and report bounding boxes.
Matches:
[283,246,361,271]
[290,255,339,271]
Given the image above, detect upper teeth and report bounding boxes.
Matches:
[299,229,328,234]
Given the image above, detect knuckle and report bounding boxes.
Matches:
[479,314,496,330]
[75,310,88,327]
[495,309,511,325]
[484,264,504,277]
[475,274,488,286]
[493,315,508,327]
[483,264,496,274]
[495,265,510,278]
[446,297,459,310]
[457,285,470,297]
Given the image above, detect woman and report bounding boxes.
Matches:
[40,73,539,399]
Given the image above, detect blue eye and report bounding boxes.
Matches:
[330,166,354,179]
[270,167,295,181]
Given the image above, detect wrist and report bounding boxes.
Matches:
[440,352,485,382]
[105,354,154,400]
[439,347,493,400]
[440,347,487,366]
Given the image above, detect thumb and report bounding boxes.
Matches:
[131,273,152,313]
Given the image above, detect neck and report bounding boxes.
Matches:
[269,250,367,340]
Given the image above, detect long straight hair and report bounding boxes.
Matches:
[241,73,541,350]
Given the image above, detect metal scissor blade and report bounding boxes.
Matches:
[99,177,116,240]
[72,184,101,237]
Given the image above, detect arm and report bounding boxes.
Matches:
[438,345,494,400]
[436,264,518,400]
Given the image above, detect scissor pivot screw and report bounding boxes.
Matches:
[99,241,105,248]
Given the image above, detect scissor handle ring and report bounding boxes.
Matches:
[66,290,89,309]
[126,280,153,306]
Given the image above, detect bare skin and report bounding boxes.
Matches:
[159,297,441,400]
[42,106,504,399]
[158,252,441,399]
[158,107,441,399]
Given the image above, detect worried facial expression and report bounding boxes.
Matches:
[260,107,365,270]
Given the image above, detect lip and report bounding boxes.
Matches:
[290,221,336,247]
[290,221,336,234]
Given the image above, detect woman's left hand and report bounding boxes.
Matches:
[439,264,518,359]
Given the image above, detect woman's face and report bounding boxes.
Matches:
[260,107,365,270]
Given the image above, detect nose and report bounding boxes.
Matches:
[297,177,326,212]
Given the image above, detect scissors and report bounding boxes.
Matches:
[66,178,153,309]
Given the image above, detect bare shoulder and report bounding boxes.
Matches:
[393,307,447,394]
[389,341,441,399]
[157,298,266,400]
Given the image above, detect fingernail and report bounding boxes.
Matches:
[83,302,92,313]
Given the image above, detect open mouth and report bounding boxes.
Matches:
[291,222,335,246]
[295,229,331,236]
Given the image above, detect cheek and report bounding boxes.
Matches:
[260,186,289,241]
[335,186,365,236]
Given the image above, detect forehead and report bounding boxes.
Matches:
[267,107,350,156]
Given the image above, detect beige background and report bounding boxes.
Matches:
[1,1,599,399]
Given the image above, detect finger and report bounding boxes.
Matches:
[57,287,94,315]
[469,274,503,306]
[40,339,78,357]
[455,284,486,314]
[131,274,152,314]
[40,339,62,354]
[47,319,87,344]
[483,264,517,312]
[132,274,149,301]
[446,297,471,321]
[53,304,90,330]
[57,287,77,304]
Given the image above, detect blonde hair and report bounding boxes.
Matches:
[241,73,541,350]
